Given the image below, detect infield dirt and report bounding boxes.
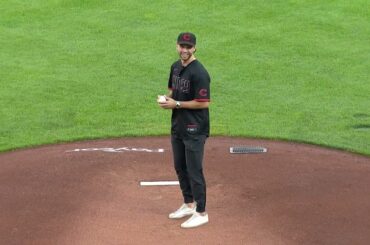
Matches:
[1,136,369,245]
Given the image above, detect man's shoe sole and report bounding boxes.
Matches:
[169,212,194,219]
[181,220,208,228]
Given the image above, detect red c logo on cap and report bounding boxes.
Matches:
[183,34,191,41]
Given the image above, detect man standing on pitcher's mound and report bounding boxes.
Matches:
[157,32,211,228]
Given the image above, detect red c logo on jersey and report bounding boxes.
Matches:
[199,89,208,97]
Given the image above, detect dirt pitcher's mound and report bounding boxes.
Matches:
[1,136,369,245]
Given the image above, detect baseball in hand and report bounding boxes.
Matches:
[158,95,167,103]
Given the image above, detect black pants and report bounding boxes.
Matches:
[171,134,207,213]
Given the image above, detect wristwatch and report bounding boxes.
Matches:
[175,101,181,109]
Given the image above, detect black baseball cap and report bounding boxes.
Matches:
[177,32,196,46]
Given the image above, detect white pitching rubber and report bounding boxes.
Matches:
[140,181,179,186]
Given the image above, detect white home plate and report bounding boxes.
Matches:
[140,181,179,186]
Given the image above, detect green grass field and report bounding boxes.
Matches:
[1,0,369,155]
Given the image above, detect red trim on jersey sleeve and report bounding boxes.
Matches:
[195,98,210,102]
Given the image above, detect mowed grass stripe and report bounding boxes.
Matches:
[0,0,369,154]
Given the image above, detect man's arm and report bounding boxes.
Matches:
[158,96,209,109]
[175,100,209,109]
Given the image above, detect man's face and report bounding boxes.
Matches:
[177,44,196,61]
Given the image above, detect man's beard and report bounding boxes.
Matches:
[180,52,192,62]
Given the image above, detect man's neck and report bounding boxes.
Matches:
[181,56,196,67]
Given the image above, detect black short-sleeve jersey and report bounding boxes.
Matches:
[168,59,211,137]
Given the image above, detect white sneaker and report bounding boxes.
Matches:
[181,212,209,228]
[169,203,196,219]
